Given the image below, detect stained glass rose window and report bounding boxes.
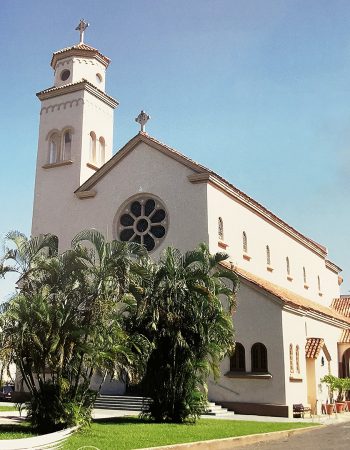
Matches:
[118,196,168,251]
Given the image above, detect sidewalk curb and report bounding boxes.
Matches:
[139,424,321,450]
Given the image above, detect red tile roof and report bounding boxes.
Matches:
[331,297,350,318]
[340,329,350,343]
[50,43,110,68]
[36,79,118,109]
[305,338,324,358]
[226,263,350,326]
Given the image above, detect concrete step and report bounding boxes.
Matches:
[95,399,150,405]
[203,402,234,417]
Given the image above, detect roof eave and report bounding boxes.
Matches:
[36,80,119,109]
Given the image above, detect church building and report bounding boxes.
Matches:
[31,22,350,417]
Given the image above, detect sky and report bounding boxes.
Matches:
[1,0,350,299]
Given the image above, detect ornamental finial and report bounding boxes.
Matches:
[135,110,151,133]
[75,19,89,44]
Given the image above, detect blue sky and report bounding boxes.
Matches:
[1,0,350,299]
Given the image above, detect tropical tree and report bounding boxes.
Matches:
[129,244,239,423]
[0,230,149,432]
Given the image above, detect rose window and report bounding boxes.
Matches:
[118,196,168,251]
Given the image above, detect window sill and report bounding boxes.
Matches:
[318,292,323,297]
[287,276,293,282]
[304,284,309,290]
[87,162,99,171]
[42,160,73,169]
[289,375,303,382]
[225,371,272,380]
[243,253,251,261]
[266,265,274,272]
[218,240,229,250]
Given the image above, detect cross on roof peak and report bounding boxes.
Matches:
[135,110,151,132]
[75,19,89,44]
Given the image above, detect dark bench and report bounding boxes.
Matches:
[293,403,312,418]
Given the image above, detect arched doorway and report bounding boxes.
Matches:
[342,348,350,377]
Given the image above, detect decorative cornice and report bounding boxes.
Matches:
[325,259,342,274]
[37,80,118,109]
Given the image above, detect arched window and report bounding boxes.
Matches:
[286,257,290,276]
[230,343,245,372]
[296,345,300,374]
[49,133,60,164]
[62,130,72,160]
[218,217,224,240]
[251,343,268,373]
[289,344,294,373]
[99,136,105,165]
[243,231,248,253]
[89,132,97,164]
[303,267,307,284]
[317,275,321,291]
[266,245,271,265]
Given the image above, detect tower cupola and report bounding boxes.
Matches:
[50,19,110,91]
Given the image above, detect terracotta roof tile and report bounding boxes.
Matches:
[51,43,110,68]
[331,297,350,318]
[305,338,324,358]
[340,329,350,343]
[223,262,350,326]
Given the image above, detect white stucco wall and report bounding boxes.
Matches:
[282,308,343,412]
[32,86,115,237]
[281,310,308,406]
[54,56,107,91]
[206,184,340,305]
[209,282,286,405]
[33,141,209,254]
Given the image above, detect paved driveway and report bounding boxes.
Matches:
[240,422,350,450]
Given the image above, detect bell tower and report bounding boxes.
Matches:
[32,21,118,240]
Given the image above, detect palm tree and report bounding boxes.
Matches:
[0,229,149,432]
[134,244,239,422]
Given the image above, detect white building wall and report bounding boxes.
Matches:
[281,310,308,406]
[282,309,343,411]
[54,56,107,91]
[33,142,209,254]
[32,87,115,237]
[209,282,286,405]
[305,316,340,376]
[206,184,340,306]
[80,90,114,182]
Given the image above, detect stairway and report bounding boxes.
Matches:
[94,395,234,417]
[94,395,151,411]
[205,402,235,417]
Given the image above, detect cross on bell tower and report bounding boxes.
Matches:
[75,19,89,44]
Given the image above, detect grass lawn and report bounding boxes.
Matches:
[0,406,17,412]
[63,417,316,450]
[0,423,37,440]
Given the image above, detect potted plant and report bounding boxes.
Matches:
[343,378,350,411]
[321,374,337,414]
[334,377,346,413]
